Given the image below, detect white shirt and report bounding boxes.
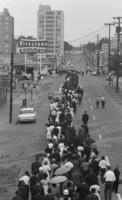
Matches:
[46,131,52,140]
[19,175,30,185]
[58,142,64,150]
[104,170,116,182]
[49,103,54,111]
[49,125,54,132]
[57,126,61,138]
[46,126,51,134]
[40,165,51,173]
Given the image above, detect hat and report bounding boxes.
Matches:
[77,146,84,151]
[63,189,69,195]
[48,143,53,149]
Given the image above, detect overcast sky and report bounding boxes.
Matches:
[1,0,122,45]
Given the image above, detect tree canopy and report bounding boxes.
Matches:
[64,41,73,51]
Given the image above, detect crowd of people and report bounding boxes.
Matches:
[12,70,120,200]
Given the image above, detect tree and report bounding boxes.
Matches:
[86,42,96,51]
[64,41,73,51]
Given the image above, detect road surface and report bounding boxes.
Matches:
[0,69,122,199]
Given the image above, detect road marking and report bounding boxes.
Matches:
[89,99,91,102]
[93,115,96,120]
[90,105,93,110]
[98,134,102,140]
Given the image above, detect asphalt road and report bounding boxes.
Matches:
[77,74,122,170]
[0,68,122,199]
[71,51,122,171]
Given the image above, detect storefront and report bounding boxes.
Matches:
[0,75,8,106]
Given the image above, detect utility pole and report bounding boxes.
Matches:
[9,34,14,123]
[104,23,115,73]
[96,34,99,72]
[113,17,122,92]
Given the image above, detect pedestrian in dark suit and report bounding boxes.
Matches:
[82,111,89,125]
[113,164,120,193]
[31,157,41,175]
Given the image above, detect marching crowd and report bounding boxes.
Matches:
[12,71,120,200]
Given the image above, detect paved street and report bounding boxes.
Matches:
[0,71,122,199]
[71,52,122,200]
[1,1,122,200]
[77,74,122,200]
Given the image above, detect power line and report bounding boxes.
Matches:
[68,26,106,43]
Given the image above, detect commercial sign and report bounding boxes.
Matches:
[18,39,48,54]
[19,48,46,54]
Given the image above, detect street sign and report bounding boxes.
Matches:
[18,39,48,54]
[19,48,46,54]
[18,39,48,48]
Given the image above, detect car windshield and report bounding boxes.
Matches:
[20,110,34,114]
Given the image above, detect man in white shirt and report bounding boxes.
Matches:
[19,171,30,186]
[19,171,30,200]
[104,166,116,200]
[99,156,109,184]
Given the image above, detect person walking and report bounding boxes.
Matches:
[99,156,109,184]
[82,111,89,125]
[113,164,120,194]
[101,95,106,109]
[19,171,30,200]
[31,157,41,175]
[104,166,116,200]
[95,96,100,109]
[86,188,99,200]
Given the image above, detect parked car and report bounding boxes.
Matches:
[91,71,97,76]
[17,107,37,123]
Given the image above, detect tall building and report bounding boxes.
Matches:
[37,4,64,57]
[0,8,14,55]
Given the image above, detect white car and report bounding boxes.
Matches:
[17,107,37,123]
[91,71,97,76]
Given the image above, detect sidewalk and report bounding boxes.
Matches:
[101,76,122,200]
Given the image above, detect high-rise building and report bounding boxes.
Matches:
[0,8,14,55]
[37,4,64,57]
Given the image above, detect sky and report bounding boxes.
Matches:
[1,0,122,45]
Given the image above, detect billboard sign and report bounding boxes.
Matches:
[18,39,48,54]
[19,48,46,54]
